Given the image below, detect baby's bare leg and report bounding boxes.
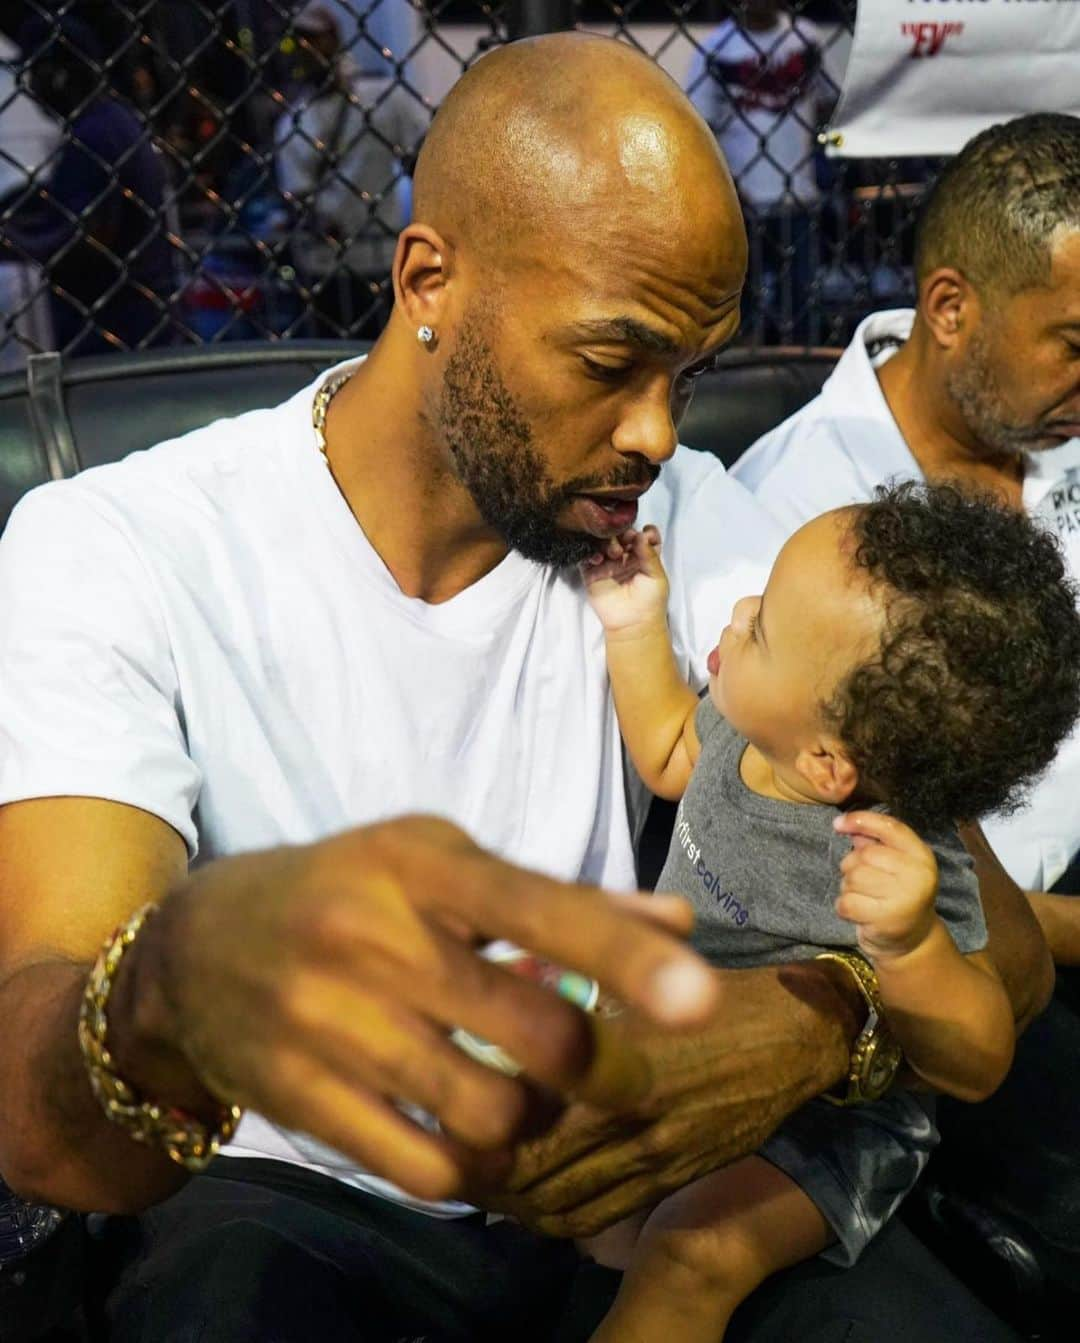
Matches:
[588,1155,831,1343]
[579,1208,650,1272]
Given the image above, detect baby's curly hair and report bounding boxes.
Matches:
[824,481,1080,833]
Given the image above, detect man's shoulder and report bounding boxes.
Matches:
[732,388,849,482]
[11,380,320,556]
[645,446,780,543]
[729,388,868,530]
[731,316,918,532]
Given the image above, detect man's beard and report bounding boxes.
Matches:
[436,317,658,567]
[945,326,1057,458]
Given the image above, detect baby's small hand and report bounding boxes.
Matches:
[833,811,939,961]
[581,525,669,633]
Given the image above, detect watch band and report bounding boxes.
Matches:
[815,949,904,1105]
[78,903,243,1173]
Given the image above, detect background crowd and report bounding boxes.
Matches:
[0,0,930,366]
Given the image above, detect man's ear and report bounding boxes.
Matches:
[920,265,980,353]
[794,738,859,806]
[392,223,453,336]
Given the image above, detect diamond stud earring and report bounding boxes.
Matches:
[417,325,435,345]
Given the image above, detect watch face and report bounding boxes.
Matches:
[863,1033,905,1100]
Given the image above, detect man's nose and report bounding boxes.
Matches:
[610,385,679,466]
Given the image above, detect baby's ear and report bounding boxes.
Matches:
[794,737,859,806]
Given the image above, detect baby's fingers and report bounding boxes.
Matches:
[834,811,925,857]
[839,869,896,904]
[834,890,884,925]
[838,845,903,877]
[580,557,624,585]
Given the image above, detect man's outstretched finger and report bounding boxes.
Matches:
[449,856,719,1028]
[608,890,696,938]
[366,928,656,1111]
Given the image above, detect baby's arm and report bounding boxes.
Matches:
[582,527,701,800]
[834,812,1014,1102]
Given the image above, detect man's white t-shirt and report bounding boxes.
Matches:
[687,16,824,210]
[0,357,780,1215]
[733,310,1080,892]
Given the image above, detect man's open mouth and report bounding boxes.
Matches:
[573,494,641,531]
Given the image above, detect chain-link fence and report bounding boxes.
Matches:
[0,0,932,367]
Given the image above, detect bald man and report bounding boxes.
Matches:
[0,35,1034,1342]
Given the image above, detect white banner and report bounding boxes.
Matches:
[826,0,1080,157]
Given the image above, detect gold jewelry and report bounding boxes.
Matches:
[311,368,355,459]
[78,904,243,1173]
[815,949,904,1106]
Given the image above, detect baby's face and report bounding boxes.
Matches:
[707,509,883,787]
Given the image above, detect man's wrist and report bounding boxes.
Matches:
[776,958,867,1095]
[80,902,243,1172]
[106,894,223,1121]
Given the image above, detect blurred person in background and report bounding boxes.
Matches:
[274,1,428,338]
[0,25,61,367]
[1,13,173,356]
[688,0,832,344]
[0,27,58,204]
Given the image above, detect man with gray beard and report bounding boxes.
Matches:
[734,110,1080,1290]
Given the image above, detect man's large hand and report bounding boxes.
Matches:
[481,962,858,1237]
[119,816,719,1206]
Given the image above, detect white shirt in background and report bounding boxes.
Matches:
[0,358,780,1215]
[733,309,1080,892]
[687,16,824,210]
[0,34,60,202]
[274,72,428,276]
[0,34,61,369]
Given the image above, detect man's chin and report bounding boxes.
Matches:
[506,525,599,569]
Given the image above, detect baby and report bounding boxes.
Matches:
[580,480,1080,1342]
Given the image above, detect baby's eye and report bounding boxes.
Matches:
[747,613,759,641]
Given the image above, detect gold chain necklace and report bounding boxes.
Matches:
[311,368,356,460]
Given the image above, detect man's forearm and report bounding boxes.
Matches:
[489,959,863,1238]
[0,959,191,1213]
[773,958,863,1098]
[959,822,1054,1030]
[1027,891,1080,966]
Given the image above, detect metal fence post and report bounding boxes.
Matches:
[505,0,576,41]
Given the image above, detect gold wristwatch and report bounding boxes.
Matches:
[815,949,903,1105]
[78,903,243,1173]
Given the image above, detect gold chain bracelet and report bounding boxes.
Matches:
[78,903,243,1173]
